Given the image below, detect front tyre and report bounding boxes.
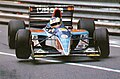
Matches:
[15,29,32,59]
[94,28,110,58]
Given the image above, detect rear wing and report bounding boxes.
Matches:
[29,5,74,28]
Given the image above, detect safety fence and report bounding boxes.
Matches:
[0,0,120,35]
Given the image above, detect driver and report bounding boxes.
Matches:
[45,17,64,32]
[45,8,65,32]
[46,8,62,28]
[50,17,62,28]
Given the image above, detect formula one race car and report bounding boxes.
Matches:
[8,5,110,60]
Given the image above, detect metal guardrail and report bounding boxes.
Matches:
[20,0,120,8]
[0,1,120,35]
[19,0,120,20]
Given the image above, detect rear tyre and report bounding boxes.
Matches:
[94,28,110,58]
[8,20,25,49]
[77,18,95,37]
[71,35,80,50]
[77,18,95,46]
[15,29,32,59]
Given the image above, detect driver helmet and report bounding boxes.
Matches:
[50,17,62,28]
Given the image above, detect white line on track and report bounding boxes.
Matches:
[0,51,120,73]
[110,44,120,48]
[0,52,16,57]
[66,63,120,73]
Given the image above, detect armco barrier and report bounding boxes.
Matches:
[0,1,120,34]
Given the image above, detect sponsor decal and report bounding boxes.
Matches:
[37,8,63,13]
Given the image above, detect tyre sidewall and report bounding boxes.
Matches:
[15,29,32,59]
[94,28,110,58]
[8,20,25,49]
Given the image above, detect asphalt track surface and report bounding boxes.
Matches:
[0,24,120,79]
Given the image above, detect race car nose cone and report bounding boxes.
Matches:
[64,51,70,56]
[59,38,70,56]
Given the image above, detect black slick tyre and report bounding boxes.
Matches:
[77,18,95,46]
[77,18,95,37]
[8,20,25,49]
[94,28,110,58]
[71,35,80,50]
[15,29,32,59]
